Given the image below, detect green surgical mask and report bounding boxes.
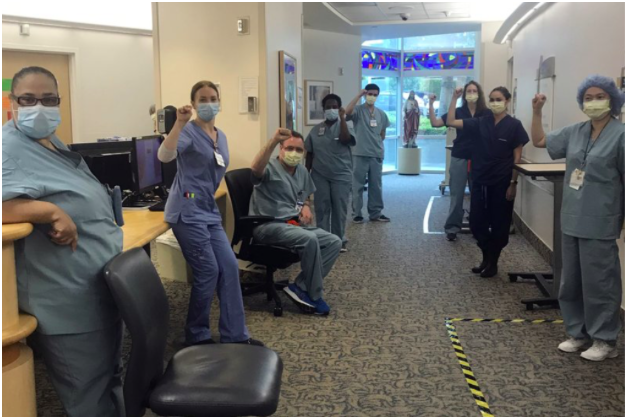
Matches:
[582,99,611,120]
[283,151,303,167]
[489,101,506,115]
[465,93,479,103]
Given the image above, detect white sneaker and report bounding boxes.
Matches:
[580,340,619,361]
[557,337,590,353]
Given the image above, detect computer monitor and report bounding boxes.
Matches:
[69,141,134,191]
[132,135,164,193]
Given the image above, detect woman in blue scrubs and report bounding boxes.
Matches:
[446,86,529,278]
[158,81,261,347]
[531,75,624,362]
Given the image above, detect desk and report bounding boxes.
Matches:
[510,163,566,310]
[3,223,37,417]
[121,188,227,252]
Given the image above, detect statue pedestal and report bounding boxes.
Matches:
[398,147,421,175]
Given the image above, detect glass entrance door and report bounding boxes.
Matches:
[401,75,472,172]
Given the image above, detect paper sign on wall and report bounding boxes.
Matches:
[239,77,258,113]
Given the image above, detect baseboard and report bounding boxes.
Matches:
[512,212,552,266]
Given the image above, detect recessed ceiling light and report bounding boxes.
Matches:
[388,6,414,12]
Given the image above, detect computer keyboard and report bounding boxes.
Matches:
[149,200,167,212]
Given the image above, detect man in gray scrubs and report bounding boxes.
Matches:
[250,129,342,315]
[346,83,391,223]
[305,93,355,252]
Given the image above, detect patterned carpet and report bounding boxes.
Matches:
[34,173,624,417]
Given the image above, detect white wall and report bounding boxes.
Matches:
[508,2,625,306]
[263,2,303,140]
[479,21,508,94]
[154,2,264,170]
[302,28,362,138]
[2,21,154,142]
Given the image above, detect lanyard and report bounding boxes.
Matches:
[582,122,606,167]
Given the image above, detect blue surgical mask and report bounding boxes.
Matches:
[325,109,339,121]
[14,104,61,139]
[197,103,220,122]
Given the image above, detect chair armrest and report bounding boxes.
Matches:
[239,216,276,238]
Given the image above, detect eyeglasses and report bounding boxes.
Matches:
[13,96,61,107]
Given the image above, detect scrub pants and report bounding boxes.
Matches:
[470,179,514,259]
[252,223,342,300]
[559,234,622,343]
[30,320,124,417]
[172,221,249,344]
[352,156,384,220]
[311,171,351,244]
[444,156,470,234]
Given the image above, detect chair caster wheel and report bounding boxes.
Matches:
[273,307,283,317]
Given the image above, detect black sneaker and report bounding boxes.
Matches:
[371,215,391,222]
[353,216,364,224]
[235,338,265,347]
[340,243,348,253]
[184,338,215,347]
[446,233,457,241]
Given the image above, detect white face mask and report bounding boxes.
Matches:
[582,99,611,120]
[465,93,479,103]
[283,150,303,167]
[365,95,377,105]
[324,109,339,121]
[489,101,506,115]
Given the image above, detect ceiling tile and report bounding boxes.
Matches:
[330,2,377,7]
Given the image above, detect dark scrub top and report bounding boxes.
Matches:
[463,114,529,185]
[442,107,492,159]
[2,122,123,335]
[165,122,228,225]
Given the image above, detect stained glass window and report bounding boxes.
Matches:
[361,50,400,71]
[403,52,474,71]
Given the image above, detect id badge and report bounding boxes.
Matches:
[107,185,125,226]
[215,151,226,167]
[296,201,304,214]
[370,119,378,128]
[318,126,326,136]
[569,168,585,190]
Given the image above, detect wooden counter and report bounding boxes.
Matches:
[2,223,37,417]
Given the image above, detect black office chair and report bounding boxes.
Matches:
[225,168,300,317]
[104,248,283,417]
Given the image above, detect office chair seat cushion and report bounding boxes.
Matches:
[248,244,300,269]
[149,344,283,417]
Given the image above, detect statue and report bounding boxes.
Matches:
[403,91,420,148]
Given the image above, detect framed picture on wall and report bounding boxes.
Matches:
[279,51,297,131]
[305,80,333,126]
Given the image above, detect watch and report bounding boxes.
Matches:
[510,180,518,184]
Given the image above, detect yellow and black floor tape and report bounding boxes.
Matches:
[444,317,564,417]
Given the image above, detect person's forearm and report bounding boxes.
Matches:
[531,110,547,148]
[429,104,445,127]
[345,94,362,115]
[305,153,314,171]
[512,147,522,182]
[251,138,279,177]
[161,120,186,152]
[446,98,463,129]
[3,199,61,224]
[338,118,351,144]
